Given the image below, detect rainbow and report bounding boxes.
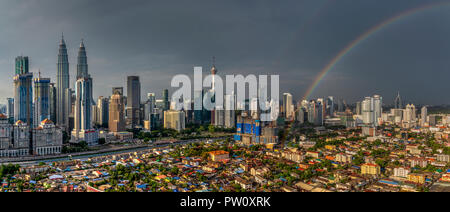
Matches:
[303,1,450,100]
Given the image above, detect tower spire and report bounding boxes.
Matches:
[60,32,65,45]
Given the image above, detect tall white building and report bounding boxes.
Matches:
[373,95,382,125]
[361,95,382,126]
[403,104,416,123]
[283,93,293,119]
[362,97,374,125]
[421,106,427,126]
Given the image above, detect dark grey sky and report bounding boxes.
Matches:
[1,0,450,105]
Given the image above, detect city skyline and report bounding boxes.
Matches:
[1,0,450,105]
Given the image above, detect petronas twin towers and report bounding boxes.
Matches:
[57,35,96,144]
[56,35,70,128]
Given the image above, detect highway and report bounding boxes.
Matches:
[2,137,227,167]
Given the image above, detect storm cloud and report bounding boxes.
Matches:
[0,0,449,105]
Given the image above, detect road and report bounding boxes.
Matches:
[1,137,228,167]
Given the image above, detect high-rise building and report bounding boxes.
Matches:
[307,100,316,124]
[13,56,33,125]
[337,98,344,112]
[224,94,236,128]
[403,104,416,123]
[421,106,427,126]
[297,107,305,124]
[315,98,324,126]
[163,89,169,111]
[71,40,97,145]
[373,95,382,126]
[33,73,51,127]
[360,95,382,127]
[326,96,334,117]
[214,108,225,127]
[126,76,141,128]
[356,101,362,115]
[109,90,125,133]
[194,89,204,124]
[56,34,70,129]
[97,96,109,127]
[210,60,218,125]
[394,92,402,109]
[65,88,73,132]
[145,93,156,121]
[49,83,57,123]
[283,93,293,119]
[6,98,14,123]
[362,97,374,126]
[164,110,185,132]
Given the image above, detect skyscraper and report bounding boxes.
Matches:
[337,98,344,112]
[33,72,51,127]
[163,89,169,111]
[373,95,382,126]
[356,101,362,115]
[210,60,218,125]
[224,93,236,128]
[307,100,316,124]
[421,106,427,126]
[97,96,109,128]
[126,76,141,128]
[109,90,125,133]
[315,98,324,126]
[326,96,334,117]
[49,83,57,123]
[13,56,33,125]
[6,98,14,123]
[145,93,156,121]
[403,104,416,123]
[394,91,402,109]
[283,93,293,119]
[362,97,374,125]
[56,34,70,129]
[72,40,97,145]
[164,110,185,132]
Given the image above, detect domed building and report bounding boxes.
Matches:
[13,119,30,156]
[0,114,63,157]
[0,115,29,157]
[32,119,63,156]
[0,113,12,157]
